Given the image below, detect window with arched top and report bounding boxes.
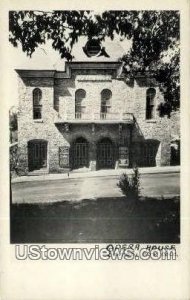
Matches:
[33,88,42,119]
[146,88,156,120]
[75,89,86,119]
[101,89,112,118]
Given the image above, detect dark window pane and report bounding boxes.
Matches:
[33,89,42,119]
[146,88,156,119]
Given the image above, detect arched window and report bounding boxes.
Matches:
[146,88,156,120]
[75,89,86,119]
[101,89,112,118]
[33,88,42,119]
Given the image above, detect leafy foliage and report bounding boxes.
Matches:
[9,111,18,131]
[9,108,18,143]
[9,10,180,113]
[117,167,140,201]
[10,144,19,174]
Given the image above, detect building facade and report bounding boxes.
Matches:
[16,40,180,174]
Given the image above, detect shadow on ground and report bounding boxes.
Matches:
[10,196,180,244]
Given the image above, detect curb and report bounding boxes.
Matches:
[12,195,180,205]
[12,168,180,184]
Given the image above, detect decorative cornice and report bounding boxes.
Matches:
[15,69,55,78]
[15,61,122,79]
[15,62,159,81]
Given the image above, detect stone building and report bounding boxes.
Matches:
[16,38,180,174]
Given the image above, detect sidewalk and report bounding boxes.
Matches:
[12,165,180,183]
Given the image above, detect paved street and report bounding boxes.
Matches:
[12,172,180,204]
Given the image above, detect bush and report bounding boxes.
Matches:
[10,144,19,174]
[117,167,140,201]
[10,145,27,177]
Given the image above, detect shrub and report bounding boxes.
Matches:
[117,167,140,201]
[10,144,19,174]
[10,145,27,176]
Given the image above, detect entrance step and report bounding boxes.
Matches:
[28,169,48,176]
[71,167,90,173]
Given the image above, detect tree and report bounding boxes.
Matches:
[9,10,180,114]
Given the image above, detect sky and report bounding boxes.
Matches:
[8,40,62,109]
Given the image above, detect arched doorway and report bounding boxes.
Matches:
[28,140,47,171]
[71,137,89,169]
[97,138,115,169]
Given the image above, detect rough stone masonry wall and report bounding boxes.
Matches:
[17,76,69,174]
[170,110,180,138]
[54,69,129,119]
[17,68,179,174]
[128,78,174,166]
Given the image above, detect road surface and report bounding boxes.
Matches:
[12,172,180,204]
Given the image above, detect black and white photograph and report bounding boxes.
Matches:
[9,9,181,244]
[1,1,190,299]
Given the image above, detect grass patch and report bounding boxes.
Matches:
[10,196,180,243]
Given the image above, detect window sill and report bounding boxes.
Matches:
[34,119,43,123]
[145,119,157,123]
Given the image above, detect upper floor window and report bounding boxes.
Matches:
[146,88,156,120]
[33,88,42,119]
[101,89,112,115]
[75,89,86,119]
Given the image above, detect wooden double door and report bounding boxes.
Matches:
[97,138,115,169]
[72,137,89,169]
[71,137,115,170]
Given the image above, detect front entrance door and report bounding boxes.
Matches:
[28,140,47,171]
[72,137,89,169]
[97,138,114,169]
